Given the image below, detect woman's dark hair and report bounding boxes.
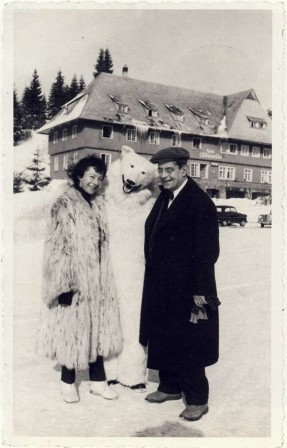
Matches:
[67,155,107,187]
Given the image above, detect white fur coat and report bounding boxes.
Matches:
[36,185,123,369]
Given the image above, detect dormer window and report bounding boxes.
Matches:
[247,116,267,129]
[148,109,158,118]
[138,99,159,118]
[109,95,129,114]
[189,108,209,125]
[118,104,129,114]
[165,104,184,122]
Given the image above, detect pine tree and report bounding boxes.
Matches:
[67,74,80,102]
[79,75,86,92]
[13,171,26,193]
[104,48,113,74]
[24,149,51,191]
[13,89,23,145]
[93,48,105,77]
[21,70,46,130]
[47,70,68,119]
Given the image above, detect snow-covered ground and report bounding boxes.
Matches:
[11,187,271,439]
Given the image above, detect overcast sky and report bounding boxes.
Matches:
[13,7,272,108]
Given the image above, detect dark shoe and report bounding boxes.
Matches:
[179,404,209,421]
[145,390,181,403]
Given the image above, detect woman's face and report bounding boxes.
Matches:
[79,167,104,196]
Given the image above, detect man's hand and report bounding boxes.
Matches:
[193,295,208,307]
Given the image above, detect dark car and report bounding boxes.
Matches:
[258,210,272,227]
[215,205,247,227]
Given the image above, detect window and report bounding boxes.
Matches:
[200,164,208,179]
[165,104,184,121]
[190,163,200,178]
[171,133,181,147]
[218,166,235,180]
[72,125,77,139]
[53,131,58,144]
[63,154,68,170]
[192,137,202,149]
[241,145,249,156]
[126,128,137,142]
[247,116,267,129]
[73,152,78,164]
[118,104,129,114]
[263,148,271,159]
[62,129,68,141]
[102,125,113,139]
[149,131,160,145]
[244,168,253,182]
[261,170,272,184]
[101,153,112,168]
[252,146,260,158]
[189,108,209,125]
[54,156,59,171]
[220,143,238,155]
[148,109,158,118]
[138,100,158,118]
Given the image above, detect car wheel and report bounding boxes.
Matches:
[240,220,246,227]
[261,223,264,228]
[222,220,228,227]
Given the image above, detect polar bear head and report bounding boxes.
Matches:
[106,146,158,203]
[119,145,157,194]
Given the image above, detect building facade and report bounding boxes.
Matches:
[39,71,271,199]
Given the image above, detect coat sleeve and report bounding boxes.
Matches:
[42,197,78,307]
[191,196,220,296]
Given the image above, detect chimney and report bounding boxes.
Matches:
[122,65,128,77]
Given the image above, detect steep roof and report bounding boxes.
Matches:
[38,73,271,144]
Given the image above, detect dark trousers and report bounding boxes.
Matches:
[158,367,209,405]
[61,356,106,384]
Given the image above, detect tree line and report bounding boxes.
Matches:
[14,48,114,145]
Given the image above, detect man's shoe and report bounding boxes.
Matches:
[89,381,118,400]
[145,390,181,403]
[179,404,209,421]
[60,381,79,403]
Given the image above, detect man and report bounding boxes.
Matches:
[139,147,220,421]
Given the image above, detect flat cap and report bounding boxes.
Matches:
[150,147,189,164]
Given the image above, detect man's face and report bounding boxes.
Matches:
[79,167,103,196]
[157,161,187,191]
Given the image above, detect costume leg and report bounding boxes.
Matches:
[158,370,181,395]
[180,367,209,405]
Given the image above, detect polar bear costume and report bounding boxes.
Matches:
[104,146,158,389]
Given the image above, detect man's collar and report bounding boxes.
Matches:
[171,178,188,200]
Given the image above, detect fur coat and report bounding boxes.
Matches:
[36,185,123,369]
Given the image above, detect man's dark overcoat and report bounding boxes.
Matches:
[139,177,220,372]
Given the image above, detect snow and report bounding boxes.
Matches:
[11,188,272,439]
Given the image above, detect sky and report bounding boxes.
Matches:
[13,7,272,108]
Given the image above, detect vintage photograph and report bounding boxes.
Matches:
[2,2,285,445]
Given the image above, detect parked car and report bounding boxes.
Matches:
[215,205,248,227]
[258,210,272,227]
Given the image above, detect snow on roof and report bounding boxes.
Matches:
[37,73,271,143]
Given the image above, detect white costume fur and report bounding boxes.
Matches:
[104,146,157,387]
[36,185,123,369]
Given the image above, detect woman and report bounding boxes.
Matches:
[36,155,123,403]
